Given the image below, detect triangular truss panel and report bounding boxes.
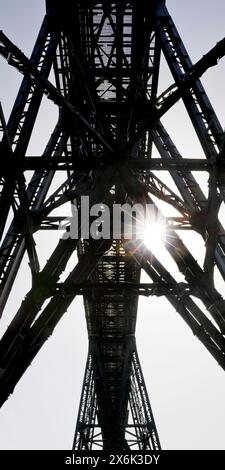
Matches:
[0,0,225,449]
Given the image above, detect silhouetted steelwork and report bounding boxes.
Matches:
[0,0,225,450]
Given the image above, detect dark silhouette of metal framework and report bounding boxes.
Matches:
[0,0,225,450]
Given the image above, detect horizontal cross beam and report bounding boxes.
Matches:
[0,157,213,172]
[55,281,190,297]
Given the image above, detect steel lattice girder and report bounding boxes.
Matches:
[73,339,161,450]
[0,0,225,450]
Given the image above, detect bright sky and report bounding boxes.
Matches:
[0,0,225,450]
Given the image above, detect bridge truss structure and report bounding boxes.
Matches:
[0,0,225,450]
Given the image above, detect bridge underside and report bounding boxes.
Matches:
[0,0,225,450]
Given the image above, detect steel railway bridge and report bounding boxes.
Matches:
[0,0,225,450]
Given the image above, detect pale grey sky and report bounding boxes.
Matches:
[0,0,225,450]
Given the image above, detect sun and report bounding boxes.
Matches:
[143,219,166,254]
